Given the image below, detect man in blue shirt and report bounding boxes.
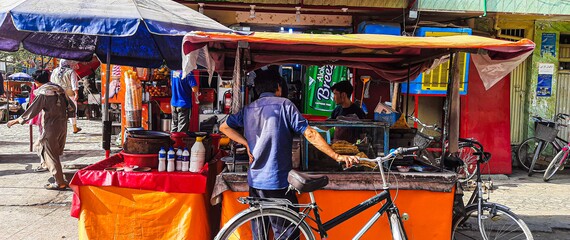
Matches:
[171,71,198,132]
[220,69,358,239]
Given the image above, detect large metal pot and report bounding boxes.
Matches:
[123,130,173,154]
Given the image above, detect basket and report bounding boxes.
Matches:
[413,132,433,149]
[374,112,401,126]
[535,123,558,142]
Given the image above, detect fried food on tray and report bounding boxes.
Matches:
[331,140,359,155]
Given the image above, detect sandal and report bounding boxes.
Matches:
[44,183,68,191]
[34,166,48,173]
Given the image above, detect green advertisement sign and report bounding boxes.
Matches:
[304,65,349,116]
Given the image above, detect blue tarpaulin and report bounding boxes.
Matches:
[0,0,232,69]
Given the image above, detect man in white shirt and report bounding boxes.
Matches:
[50,59,82,133]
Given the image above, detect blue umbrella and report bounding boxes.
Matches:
[0,0,232,154]
[0,0,232,69]
[8,72,32,80]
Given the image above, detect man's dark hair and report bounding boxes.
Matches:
[331,81,354,98]
[33,70,50,84]
[254,69,281,94]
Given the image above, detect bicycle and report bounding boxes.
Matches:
[452,150,534,239]
[214,147,419,240]
[516,113,568,176]
[543,140,570,182]
[409,115,481,182]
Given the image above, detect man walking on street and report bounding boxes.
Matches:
[51,59,82,133]
[171,71,198,132]
[220,69,359,239]
[7,70,75,190]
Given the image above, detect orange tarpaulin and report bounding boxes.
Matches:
[182,31,534,86]
[220,188,455,240]
[78,186,210,240]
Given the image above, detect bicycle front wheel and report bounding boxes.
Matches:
[543,150,567,182]
[516,137,556,173]
[215,207,316,240]
[452,203,533,240]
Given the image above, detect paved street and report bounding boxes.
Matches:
[1,119,570,239]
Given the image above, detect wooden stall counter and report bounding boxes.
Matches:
[70,153,213,240]
[212,171,457,240]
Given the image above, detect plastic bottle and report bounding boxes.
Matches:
[167,147,175,172]
[182,148,190,171]
[176,148,183,171]
[190,137,206,172]
[158,147,166,172]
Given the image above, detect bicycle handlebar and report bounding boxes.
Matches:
[358,146,420,164]
[408,116,441,132]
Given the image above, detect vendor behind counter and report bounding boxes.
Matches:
[329,80,366,143]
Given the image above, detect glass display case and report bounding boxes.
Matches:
[302,120,390,171]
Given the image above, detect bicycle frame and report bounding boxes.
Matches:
[302,188,404,239]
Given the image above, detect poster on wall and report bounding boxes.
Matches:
[304,65,348,116]
[537,63,554,97]
[541,33,557,57]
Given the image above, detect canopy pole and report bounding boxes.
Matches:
[405,65,411,121]
[441,51,456,171]
[103,38,112,158]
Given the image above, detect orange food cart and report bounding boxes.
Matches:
[180,32,535,239]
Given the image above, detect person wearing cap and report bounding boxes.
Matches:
[7,70,75,190]
[50,59,82,133]
[220,69,358,239]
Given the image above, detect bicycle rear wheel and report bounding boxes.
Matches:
[457,145,478,182]
[452,203,533,240]
[215,207,316,240]
[543,150,567,182]
[516,137,556,173]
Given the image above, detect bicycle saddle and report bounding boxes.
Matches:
[288,170,329,193]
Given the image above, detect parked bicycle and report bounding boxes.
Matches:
[543,139,570,182]
[516,113,568,176]
[409,115,481,182]
[452,150,534,239]
[214,147,419,240]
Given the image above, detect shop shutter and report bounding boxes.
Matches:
[510,59,529,144]
[556,72,570,141]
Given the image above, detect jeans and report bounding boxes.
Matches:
[249,187,300,240]
[171,107,191,132]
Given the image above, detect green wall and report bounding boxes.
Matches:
[420,0,570,15]
[526,21,570,138]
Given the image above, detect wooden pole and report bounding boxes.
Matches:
[391,83,400,111]
[449,54,461,154]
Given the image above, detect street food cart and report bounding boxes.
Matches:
[181,32,535,239]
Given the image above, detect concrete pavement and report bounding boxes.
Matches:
[1,119,570,239]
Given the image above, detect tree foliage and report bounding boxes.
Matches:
[0,48,53,73]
